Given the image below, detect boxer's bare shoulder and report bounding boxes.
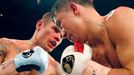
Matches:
[105,6,134,44]
[106,6,134,25]
[0,38,22,62]
[0,38,18,51]
[105,6,134,71]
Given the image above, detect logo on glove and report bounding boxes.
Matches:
[22,49,34,58]
[62,55,75,74]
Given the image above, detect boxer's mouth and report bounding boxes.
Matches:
[50,41,57,46]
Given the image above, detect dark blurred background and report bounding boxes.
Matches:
[0,0,134,62]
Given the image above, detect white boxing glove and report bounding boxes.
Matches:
[61,44,92,75]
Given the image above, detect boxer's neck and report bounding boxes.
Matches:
[86,15,106,41]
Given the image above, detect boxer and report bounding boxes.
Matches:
[0,12,64,75]
[51,0,134,75]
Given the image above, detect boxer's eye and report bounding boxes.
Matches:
[52,26,61,33]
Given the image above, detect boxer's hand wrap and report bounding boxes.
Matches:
[14,46,48,73]
[82,60,111,75]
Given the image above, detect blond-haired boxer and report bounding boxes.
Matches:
[0,12,64,75]
[51,0,134,75]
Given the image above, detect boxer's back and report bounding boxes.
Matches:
[105,6,134,71]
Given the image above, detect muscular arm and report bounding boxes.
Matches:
[105,6,134,75]
[47,55,65,75]
[82,59,134,75]
[0,38,18,75]
[107,45,134,75]
[55,60,65,75]
[0,59,18,75]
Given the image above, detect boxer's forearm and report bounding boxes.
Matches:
[82,60,133,75]
[48,56,65,75]
[108,68,133,75]
[56,62,65,75]
[0,59,18,75]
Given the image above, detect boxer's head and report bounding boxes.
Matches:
[51,0,98,43]
[33,12,63,52]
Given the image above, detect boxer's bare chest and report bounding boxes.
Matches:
[91,41,121,68]
[91,44,112,67]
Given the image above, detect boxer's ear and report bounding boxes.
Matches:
[70,2,80,16]
[36,20,44,31]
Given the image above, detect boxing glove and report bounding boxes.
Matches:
[14,46,48,73]
[61,43,92,75]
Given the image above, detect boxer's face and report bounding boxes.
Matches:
[36,21,63,52]
[53,6,88,43]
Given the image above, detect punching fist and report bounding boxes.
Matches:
[14,46,48,73]
[61,43,92,75]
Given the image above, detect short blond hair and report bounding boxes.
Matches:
[41,12,53,25]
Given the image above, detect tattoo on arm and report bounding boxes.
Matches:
[93,70,96,75]
[0,44,7,65]
[0,44,7,57]
[0,60,16,75]
[1,60,15,70]
[0,45,7,50]
[0,50,6,57]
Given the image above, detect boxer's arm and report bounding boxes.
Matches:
[82,60,134,75]
[48,55,65,75]
[0,59,18,75]
[0,40,18,75]
[107,48,134,75]
[55,61,65,75]
[104,7,134,75]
